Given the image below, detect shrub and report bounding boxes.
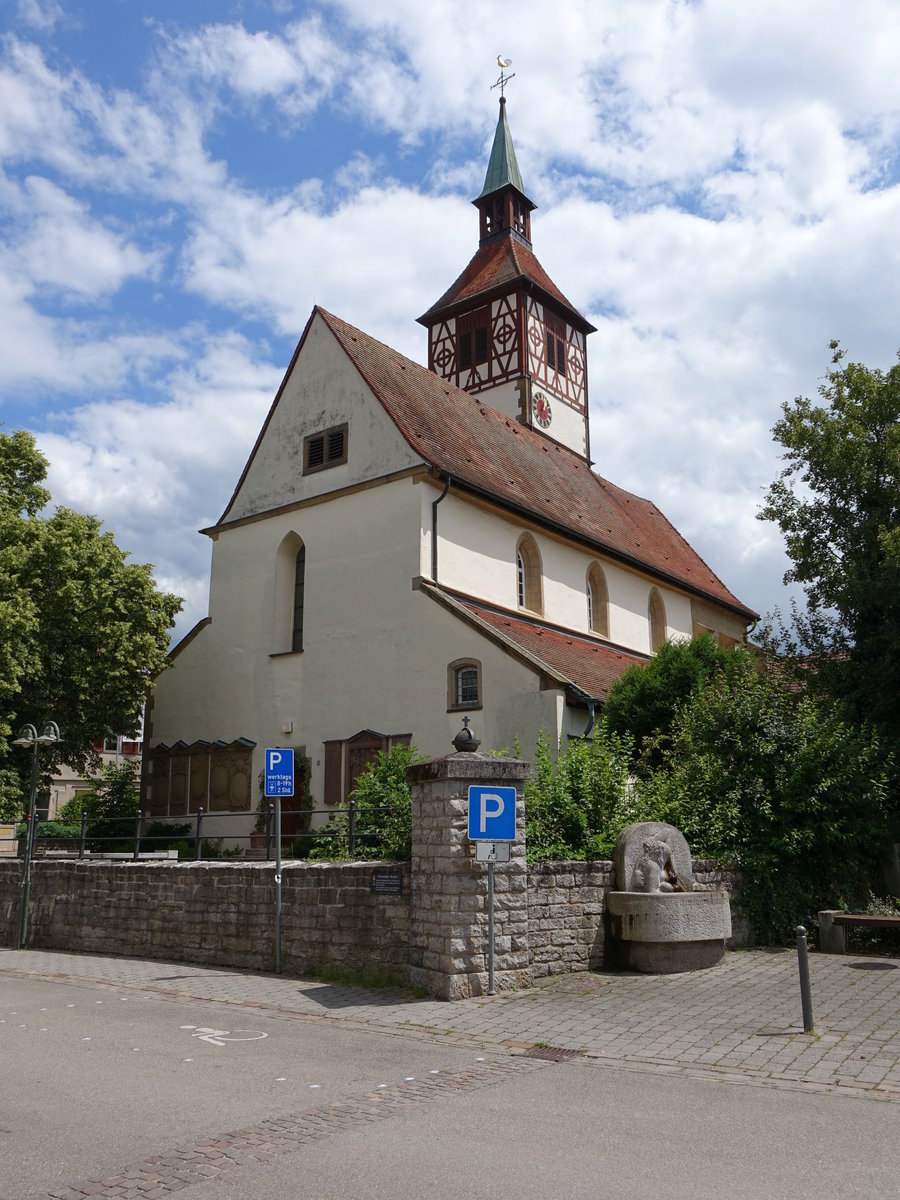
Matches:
[524,728,640,862]
[634,654,893,941]
[15,820,82,840]
[309,743,422,861]
[61,760,140,849]
[142,821,192,853]
[602,635,748,773]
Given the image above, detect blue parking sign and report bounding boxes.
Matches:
[467,785,516,841]
[264,748,294,797]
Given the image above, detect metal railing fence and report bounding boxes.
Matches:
[0,801,393,863]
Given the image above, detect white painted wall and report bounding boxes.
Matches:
[473,378,523,423]
[225,314,423,523]
[534,395,588,458]
[422,483,698,654]
[151,476,567,823]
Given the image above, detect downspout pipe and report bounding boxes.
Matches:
[431,474,452,584]
[581,696,598,739]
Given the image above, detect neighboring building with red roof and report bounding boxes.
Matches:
[145,96,756,832]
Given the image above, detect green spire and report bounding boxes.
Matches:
[479,96,525,198]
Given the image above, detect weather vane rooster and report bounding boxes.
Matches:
[493,55,515,95]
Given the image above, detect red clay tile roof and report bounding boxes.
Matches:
[318,308,757,622]
[451,594,648,701]
[417,236,594,331]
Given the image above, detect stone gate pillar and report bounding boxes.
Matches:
[406,741,531,1000]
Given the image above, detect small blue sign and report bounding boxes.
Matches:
[467,785,516,841]
[264,748,294,797]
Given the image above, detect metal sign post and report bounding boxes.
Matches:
[265,749,293,975]
[487,855,495,994]
[274,796,282,973]
[467,787,516,996]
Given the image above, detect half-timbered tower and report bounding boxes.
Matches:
[418,95,596,459]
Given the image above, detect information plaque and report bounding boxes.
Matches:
[370,868,403,895]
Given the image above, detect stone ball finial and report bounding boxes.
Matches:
[452,716,481,754]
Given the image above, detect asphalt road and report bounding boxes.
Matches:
[3,972,898,1200]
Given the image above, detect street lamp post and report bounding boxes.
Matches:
[12,721,62,949]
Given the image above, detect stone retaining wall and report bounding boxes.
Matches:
[0,854,747,988]
[0,859,410,977]
[527,861,613,978]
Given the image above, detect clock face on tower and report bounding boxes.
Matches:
[532,390,552,429]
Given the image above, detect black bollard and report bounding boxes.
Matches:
[796,925,815,1033]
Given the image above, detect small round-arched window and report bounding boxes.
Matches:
[516,534,543,615]
[587,563,609,638]
[447,659,482,711]
[648,587,666,652]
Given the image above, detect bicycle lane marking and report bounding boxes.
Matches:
[180,1024,269,1046]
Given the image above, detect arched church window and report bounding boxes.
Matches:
[272,532,306,655]
[587,563,609,638]
[516,535,543,615]
[648,587,666,652]
[292,546,305,653]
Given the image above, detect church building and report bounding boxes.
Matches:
[144,95,756,836]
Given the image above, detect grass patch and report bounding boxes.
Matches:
[309,962,426,998]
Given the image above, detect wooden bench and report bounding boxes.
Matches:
[819,909,900,954]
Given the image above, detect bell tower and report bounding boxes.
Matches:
[418,79,596,459]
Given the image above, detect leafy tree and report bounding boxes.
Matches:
[524,728,638,862]
[637,654,892,941]
[0,431,182,818]
[0,431,48,754]
[310,744,423,861]
[601,635,748,773]
[759,341,900,733]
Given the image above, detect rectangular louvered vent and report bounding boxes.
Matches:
[304,423,348,474]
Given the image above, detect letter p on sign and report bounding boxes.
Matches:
[467,785,516,841]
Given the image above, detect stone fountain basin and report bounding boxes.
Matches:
[606,890,731,973]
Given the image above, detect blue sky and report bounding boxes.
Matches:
[3,0,900,643]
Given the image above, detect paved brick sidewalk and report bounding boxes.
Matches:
[2,947,898,1097]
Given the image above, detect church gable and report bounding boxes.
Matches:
[220,310,423,526]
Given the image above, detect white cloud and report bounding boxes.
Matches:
[37,330,283,636]
[0,38,86,165]
[16,0,63,32]
[3,0,900,641]
[9,176,160,298]
[156,16,341,120]
[179,181,468,360]
[0,272,184,396]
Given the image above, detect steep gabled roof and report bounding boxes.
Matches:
[417,236,594,332]
[317,308,757,621]
[423,584,648,701]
